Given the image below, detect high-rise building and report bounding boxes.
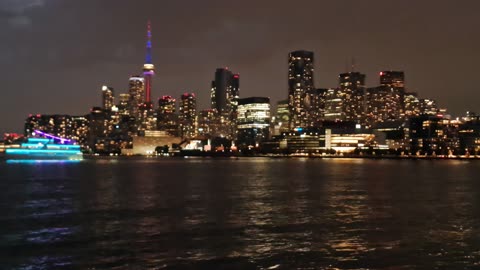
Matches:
[339,72,366,124]
[365,71,406,125]
[306,88,328,127]
[210,68,240,138]
[365,86,403,125]
[288,50,314,129]
[101,86,114,111]
[179,93,197,138]
[237,97,271,148]
[324,88,345,121]
[157,95,178,136]
[197,109,217,137]
[128,76,145,120]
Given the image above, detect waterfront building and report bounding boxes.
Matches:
[123,130,181,155]
[179,93,197,139]
[407,115,460,155]
[236,97,271,148]
[458,118,480,155]
[275,127,374,154]
[288,50,315,129]
[272,100,290,136]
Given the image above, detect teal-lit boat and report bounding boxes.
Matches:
[5,137,83,160]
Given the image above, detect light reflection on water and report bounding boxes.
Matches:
[1,158,480,269]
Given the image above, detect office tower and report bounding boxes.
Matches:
[237,97,271,148]
[210,68,240,138]
[118,93,130,115]
[128,76,145,119]
[157,95,178,136]
[101,86,114,111]
[288,50,314,129]
[339,72,366,124]
[179,93,197,138]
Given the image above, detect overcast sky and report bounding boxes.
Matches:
[1,0,480,134]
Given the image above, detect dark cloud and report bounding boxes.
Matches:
[1,0,480,133]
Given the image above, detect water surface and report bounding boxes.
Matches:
[1,158,480,269]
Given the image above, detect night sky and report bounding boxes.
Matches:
[1,0,480,134]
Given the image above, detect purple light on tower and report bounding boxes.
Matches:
[143,20,155,105]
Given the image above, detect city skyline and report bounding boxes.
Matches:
[2,1,480,134]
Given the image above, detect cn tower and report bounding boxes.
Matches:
[142,21,155,108]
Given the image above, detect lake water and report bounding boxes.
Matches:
[1,158,480,269]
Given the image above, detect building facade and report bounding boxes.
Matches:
[236,97,271,148]
[179,93,197,139]
[288,50,314,129]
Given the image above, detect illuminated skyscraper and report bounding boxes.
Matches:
[157,96,178,136]
[365,71,406,125]
[210,68,240,139]
[179,93,197,138]
[198,109,217,137]
[306,88,328,127]
[101,86,114,111]
[324,88,345,121]
[339,72,366,124]
[237,97,271,148]
[288,50,314,129]
[128,76,145,119]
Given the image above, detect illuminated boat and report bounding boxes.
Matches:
[5,131,83,160]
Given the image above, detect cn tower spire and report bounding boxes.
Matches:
[143,20,155,104]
